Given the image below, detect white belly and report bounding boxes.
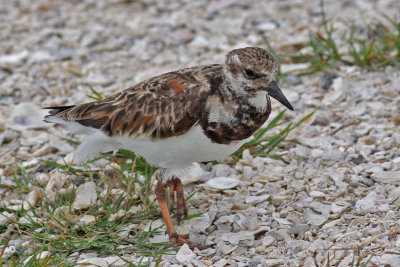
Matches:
[74,125,247,169]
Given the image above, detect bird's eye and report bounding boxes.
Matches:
[244,69,256,79]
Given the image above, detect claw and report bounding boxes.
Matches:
[170,233,210,250]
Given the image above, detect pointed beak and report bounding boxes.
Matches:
[264,81,294,111]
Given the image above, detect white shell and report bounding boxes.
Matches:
[245,194,270,204]
[206,177,239,190]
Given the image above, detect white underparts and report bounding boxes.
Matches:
[57,122,247,172]
[248,91,268,111]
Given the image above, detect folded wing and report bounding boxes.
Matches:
[44,66,220,139]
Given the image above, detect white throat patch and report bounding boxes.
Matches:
[249,91,268,111]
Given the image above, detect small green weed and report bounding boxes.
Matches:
[86,87,103,101]
[275,0,400,75]
[234,110,313,159]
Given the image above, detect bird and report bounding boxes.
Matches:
[44,47,293,249]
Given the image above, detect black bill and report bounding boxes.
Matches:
[264,81,294,111]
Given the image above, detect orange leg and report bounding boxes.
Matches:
[168,180,176,214]
[155,180,207,249]
[168,177,188,224]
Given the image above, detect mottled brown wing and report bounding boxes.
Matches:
[47,65,222,139]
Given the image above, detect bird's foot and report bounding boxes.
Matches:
[155,178,208,250]
[170,233,209,250]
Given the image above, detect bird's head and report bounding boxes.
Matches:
[224,47,293,111]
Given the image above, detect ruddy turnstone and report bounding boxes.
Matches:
[44,47,293,249]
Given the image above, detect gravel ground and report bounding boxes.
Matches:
[1,0,400,266]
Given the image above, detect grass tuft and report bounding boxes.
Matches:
[234,110,313,159]
[0,151,171,265]
[278,0,400,75]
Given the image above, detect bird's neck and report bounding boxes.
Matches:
[201,70,272,145]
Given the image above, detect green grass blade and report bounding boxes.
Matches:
[86,88,103,101]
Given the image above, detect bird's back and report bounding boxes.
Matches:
[44,64,223,139]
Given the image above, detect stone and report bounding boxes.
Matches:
[24,251,50,265]
[355,191,390,214]
[2,246,17,259]
[72,182,97,210]
[81,32,100,47]
[371,171,400,184]
[309,191,326,198]
[245,194,270,204]
[45,171,68,196]
[8,102,49,131]
[26,187,44,206]
[0,211,16,226]
[79,215,96,225]
[308,239,329,252]
[287,240,311,254]
[379,254,400,266]
[54,48,76,60]
[77,256,128,267]
[21,159,39,169]
[242,166,253,180]
[239,208,259,231]
[37,251,50,259]
[320,73,338,90]
[117,224,137,238]
[176,243,196,264]
[388,187,400,205]
[171,29,195,44]
[330,203,347,214]
[392,157,400,170]
[256,21,278,31]
[287,224,311,239]
[280,63,311,73]
[263,259,285,266]
[206,177,239,190]
[221,231,254,246]
[304,208,328,226]
[212,164,234,177]
[29,50,53,63]
[262,236,275,246]
[0,50,28,65]
[108,210,126,221]
[32,145,58,157]
[190,213,212,232]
